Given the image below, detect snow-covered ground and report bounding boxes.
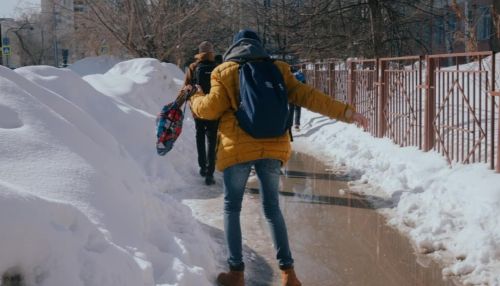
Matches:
[0,56,499,286]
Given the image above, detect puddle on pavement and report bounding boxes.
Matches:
[243,151,460,286]
[181,151,461,286]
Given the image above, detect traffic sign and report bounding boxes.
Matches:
[2,46,11,56]
[100,44,109,54]
[2,37,10,46]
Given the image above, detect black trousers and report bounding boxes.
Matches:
[195,119,219,176]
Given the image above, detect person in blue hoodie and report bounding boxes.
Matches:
[290,66,306,130]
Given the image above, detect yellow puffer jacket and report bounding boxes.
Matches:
[190,60,355,171]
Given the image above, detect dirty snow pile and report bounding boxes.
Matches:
[293,110,500,285]
[0,58,218,286]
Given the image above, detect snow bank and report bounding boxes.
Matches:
[69,56,122,76]
[83,58,184,115]
[293,110,500,285]
[0,59,216,286]
[0,183,143,286]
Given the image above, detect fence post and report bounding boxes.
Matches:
[489,53,495,171]
[424,55,436,152]
[493,53,500,173]
[313,63,319,90]
[347,60,355,106]
[377,59,386,138]
[418,56,424,149]
[328,62,334,98]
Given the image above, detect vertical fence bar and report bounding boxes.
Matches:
[378,59,386,138]
[314,63,319,90]
[488,53,500,172]
[328,62,334,98]
[348,61,355,106]
[374,60,379,135]
[418,56,423,149]
[479,60,483,161]
[492,53,499,172]
[425,56,436,151]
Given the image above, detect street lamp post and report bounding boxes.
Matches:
[52,2,59,67]
[0,22,3,66]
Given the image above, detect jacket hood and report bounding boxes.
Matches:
[232,29,261,44]
[223,38,269,63]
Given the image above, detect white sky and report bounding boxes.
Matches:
[1,0,41,18]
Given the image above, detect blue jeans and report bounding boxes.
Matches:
[223,159,294,270]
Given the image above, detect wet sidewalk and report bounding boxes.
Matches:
[179,152,460,286]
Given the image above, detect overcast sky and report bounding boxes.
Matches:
[1,0,41,19]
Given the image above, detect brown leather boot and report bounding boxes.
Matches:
[217,270,244,286]
[281,268,302,286]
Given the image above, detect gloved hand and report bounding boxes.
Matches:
[174,85,197,106]
[352,112,369,130]
[181,84,203,100]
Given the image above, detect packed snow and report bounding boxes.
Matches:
[0,55,499,286]
[0,58,218,286]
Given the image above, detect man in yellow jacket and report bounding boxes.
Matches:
[188,29,367,286]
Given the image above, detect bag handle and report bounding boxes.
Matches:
[173,88,197,108]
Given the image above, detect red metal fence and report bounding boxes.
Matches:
[350,59,378,135]
[380,56,424,149]
[302,51,500,172]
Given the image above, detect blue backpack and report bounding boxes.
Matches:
[235,60,292,138]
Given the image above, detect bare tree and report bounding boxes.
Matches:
[78,0,493,65]
[7,13,51,65]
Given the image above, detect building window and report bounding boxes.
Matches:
[477,6,491,41]
[294,0,303,7]
[434,16,445,45]
[74,4,85,12]
[448,12,456,30]
[360,0,369,19]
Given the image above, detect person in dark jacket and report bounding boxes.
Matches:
[184,41,218,185]
[215,54,223,65]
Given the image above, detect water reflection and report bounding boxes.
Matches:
[283,169,357,181]
[243,151,461,286]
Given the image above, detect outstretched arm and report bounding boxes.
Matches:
[280,63,368,129]
[350,111,369,130]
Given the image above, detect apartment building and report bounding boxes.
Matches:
[423,0,500,54]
